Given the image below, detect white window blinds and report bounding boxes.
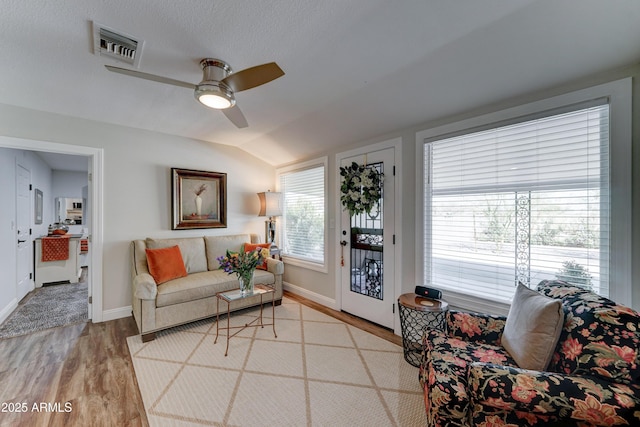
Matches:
[424,103,610,303]
[280,164,325,264]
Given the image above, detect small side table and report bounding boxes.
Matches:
[215,284,277,356]
[269,245,282,260]
[398,293,449,367]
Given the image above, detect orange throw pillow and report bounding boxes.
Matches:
[145,245,188,284]
[244,242,271,270]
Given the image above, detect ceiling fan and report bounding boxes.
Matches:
[105,58,284,128]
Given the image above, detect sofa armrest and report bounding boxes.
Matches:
[448,310,506,345]
[133,273,158,300]
[265,257,284,276]
[468,362,640,426]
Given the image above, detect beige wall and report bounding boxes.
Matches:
[0,104,275,316]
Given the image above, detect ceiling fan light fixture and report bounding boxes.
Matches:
[105,57,283,127]
[194,82,235,109]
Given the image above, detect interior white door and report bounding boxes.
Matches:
[84,165,92,320]
[16,164,32,301]
[340,148,395,329]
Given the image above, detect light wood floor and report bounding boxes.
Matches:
[0,291,400,426]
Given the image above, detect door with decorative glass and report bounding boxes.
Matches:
[339,148,395,329]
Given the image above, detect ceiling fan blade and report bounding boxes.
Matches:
[221,62,284,92]
[222,105,249,128]
[105,65,196,90]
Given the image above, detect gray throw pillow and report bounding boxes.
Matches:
[502,283,564,371]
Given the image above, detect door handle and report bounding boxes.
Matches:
[18,239,26,243]
[340,240,348,246]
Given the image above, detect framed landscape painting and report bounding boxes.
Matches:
[171,168,227,229]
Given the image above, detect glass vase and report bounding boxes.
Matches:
[238,270,255,295]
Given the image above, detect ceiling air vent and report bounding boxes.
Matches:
[92,22,144,68]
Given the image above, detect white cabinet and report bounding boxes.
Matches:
[34,237,81,287]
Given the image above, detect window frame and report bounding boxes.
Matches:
[276,156,329,273]
[415,79,632,314]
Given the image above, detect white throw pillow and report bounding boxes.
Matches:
[502,283,564,371]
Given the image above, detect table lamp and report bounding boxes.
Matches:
[257,190,282,247]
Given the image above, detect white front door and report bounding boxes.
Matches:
[339,147,395,329]
[16,164,32,301]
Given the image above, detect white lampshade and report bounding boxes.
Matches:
[257,191,282,217]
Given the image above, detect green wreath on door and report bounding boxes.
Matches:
[339,162,384,216]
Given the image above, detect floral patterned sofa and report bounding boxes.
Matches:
[419,280,640,426]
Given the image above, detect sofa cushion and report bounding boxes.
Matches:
[204,234,250,271]
[538,280,640,385]
[145,245,188,285]
[502,283,564,371]
[156,271,234,307]
[156,269,276,308]
[244,242,271,270]
[146,237,207,274]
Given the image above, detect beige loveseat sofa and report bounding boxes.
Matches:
[131,234,284,341]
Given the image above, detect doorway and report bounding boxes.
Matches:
[0,136,103,323]
[337,140,401,331]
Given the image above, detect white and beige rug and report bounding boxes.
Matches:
[127,297,426,426]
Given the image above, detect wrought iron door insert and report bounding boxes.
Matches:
[350,162,384,300]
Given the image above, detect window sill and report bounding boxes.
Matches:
[439,289,510,317]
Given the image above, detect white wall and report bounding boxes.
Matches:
[52,170,86,200]
[0,105,275,317]
[0,148,18,320]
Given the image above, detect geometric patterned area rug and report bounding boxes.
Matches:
[127,296,426,426]
[0,280,87,339]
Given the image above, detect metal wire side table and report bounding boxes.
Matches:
[398,293,449,367]
[215,284,277,356]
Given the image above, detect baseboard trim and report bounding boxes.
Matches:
[101,305,132,322]
[0,299,18,324]
[283,281,338,310]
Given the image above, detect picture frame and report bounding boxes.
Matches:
[34,188,43,224]
[172,168,227,230]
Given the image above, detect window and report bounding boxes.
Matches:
[424,103,610,304]
[277,158,327,270]
[418,79,633,311]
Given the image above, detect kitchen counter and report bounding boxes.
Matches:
[35,234,84,240]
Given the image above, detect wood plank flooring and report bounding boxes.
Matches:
[0,317,147,427]
[0,291,399,427]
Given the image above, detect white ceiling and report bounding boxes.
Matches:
[2,0,639,167]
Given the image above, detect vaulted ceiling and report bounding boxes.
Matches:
[2,1,639,166]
